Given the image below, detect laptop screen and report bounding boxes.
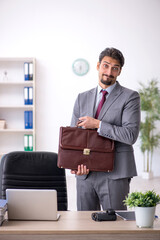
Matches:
[6,189,59,221]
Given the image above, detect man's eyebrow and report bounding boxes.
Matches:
[103,61,120,67]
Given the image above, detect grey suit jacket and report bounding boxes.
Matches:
[71,81,141,180]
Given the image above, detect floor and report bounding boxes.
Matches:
[66,175,160,216]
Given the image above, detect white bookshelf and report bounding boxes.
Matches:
[0,58,36,157]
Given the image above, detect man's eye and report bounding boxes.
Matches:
[103,64,108,68]
[113,67,118,71]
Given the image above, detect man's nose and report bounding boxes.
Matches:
[105,67,112,76]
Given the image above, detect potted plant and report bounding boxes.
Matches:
[138,79,160,179]
[124,190,160,228]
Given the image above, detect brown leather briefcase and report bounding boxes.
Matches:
[57,127,114,172]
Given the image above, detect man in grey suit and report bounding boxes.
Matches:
[71,47,140,211]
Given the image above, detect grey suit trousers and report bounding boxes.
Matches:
[76,172,130,211]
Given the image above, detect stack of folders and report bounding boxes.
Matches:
[24,62,33,81]
[24,134,33,151]
[24,87,33,105]
[24,111,33,129]
[0,199,7,226]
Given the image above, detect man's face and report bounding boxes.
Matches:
[97,56,121,88]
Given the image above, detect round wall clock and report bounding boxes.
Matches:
[72,58,89,76]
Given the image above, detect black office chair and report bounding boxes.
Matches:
[0,151,67,211]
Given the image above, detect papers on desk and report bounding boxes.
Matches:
[0,199,7,226]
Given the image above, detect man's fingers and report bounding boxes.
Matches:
[71,165,89,175]
[81,164,84,174]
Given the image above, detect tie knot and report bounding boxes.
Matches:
[101,90,108,96]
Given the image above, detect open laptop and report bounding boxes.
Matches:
[6,189,60,221]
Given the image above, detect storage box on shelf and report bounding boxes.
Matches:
[0,58,36,157]
[0,120,6,129]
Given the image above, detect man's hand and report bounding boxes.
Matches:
[77,116,100,129]
[71,164,89,175]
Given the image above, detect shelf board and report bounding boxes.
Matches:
[0,81,33,86]
[0,57,35,62]
[0,129,34,133]
[0,105,33,109]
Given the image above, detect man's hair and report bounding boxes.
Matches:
[99,47,125,68]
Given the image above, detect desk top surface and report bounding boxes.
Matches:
[0,211,160,235]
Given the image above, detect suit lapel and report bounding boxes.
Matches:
[98,82,123,120]
[87,87,97,117]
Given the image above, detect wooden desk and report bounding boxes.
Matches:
[0,211,160,240]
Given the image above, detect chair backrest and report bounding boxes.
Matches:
[0,151,67,211]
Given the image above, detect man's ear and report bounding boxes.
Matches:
[97,62,100,71]
[118,68,122,76]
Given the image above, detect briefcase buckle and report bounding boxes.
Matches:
[83,148,90,155]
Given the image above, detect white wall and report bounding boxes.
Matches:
[0,0,160,176]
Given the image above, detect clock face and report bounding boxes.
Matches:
[72,58,89,76]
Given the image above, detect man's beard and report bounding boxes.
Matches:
[100,74,114,86]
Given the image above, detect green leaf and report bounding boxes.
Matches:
[124,190,160,207]
[138,79,160,171]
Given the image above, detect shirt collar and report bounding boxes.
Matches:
[97,81,117,95]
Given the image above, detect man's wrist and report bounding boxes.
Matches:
[97,121,101,133]
[95,119,100,129]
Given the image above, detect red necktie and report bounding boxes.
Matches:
[95,90,108,119]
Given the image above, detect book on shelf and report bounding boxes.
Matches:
[29,62,33,80]
[0,215,5,226]
[28,111,33,128]
[28,134,33,151]
[24,134,33,151]
[24,62,29,81]
[0,199,7,226]
[24,87,33,105]
[24,111,33,129]
[24,62,33,81]
[0,199,7,215]
[28,87,33,104]
[24,87,29,105]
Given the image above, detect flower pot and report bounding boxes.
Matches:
[135,206,156,228]
[141,171,153,179]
